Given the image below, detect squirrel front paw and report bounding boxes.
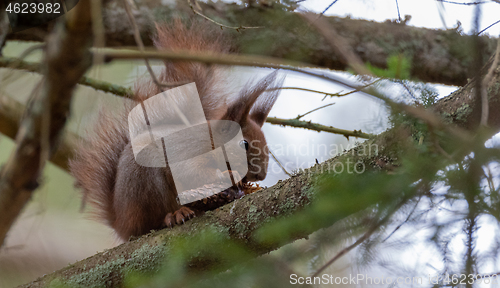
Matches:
[164,206,196,227]
[218,169,244,187]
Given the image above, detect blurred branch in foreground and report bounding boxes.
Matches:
[0,0,94,247]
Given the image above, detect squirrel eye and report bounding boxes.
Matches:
[239,140,249,151]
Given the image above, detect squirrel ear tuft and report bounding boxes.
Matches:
[224,71,282,124]
[250,72,285,127]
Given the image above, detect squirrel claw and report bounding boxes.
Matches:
[165,206,196,227]
[164,213,174,228]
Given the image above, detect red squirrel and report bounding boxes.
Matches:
[69,20,283,241]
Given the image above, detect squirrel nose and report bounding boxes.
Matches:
[253,171,266,181]
[245,170,267,182]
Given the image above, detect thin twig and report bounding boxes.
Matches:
[78,75,134,97]
[396,80,417,101]
[479,19,500,35]
[266,117,373,138]
[436,0,448,30]
[122,0,191,127]
[269,149,292,177]
[395,0,402,22]
[436,0,490,5]
[484,167,496,193]
[187,0,263,31]
[0,44,45,85]
[192,10,263,31]
[312,197,409,277]
[381,195,422,243]
[267,81,381,98]
[267,87,343,97]
[296,103,335,119]
[0,57,134,97]
[481,37,500,111]
[312,228,375,277]
[320,0,340,15]
[122,0,182,89]
[18,43,45,60]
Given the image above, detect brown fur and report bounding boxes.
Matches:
[69,19,283,241]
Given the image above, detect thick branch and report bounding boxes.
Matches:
[6,0,498,86]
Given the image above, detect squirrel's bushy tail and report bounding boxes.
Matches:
[69,112,128,225]
[135,19,231,119]
[70,19,229,226]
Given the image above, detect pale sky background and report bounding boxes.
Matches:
[302,0,500,36]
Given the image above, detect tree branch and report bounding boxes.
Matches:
[0,11,8,55]
[0,0,94,247]
[0,57,134,98]
[266,117,373,139]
